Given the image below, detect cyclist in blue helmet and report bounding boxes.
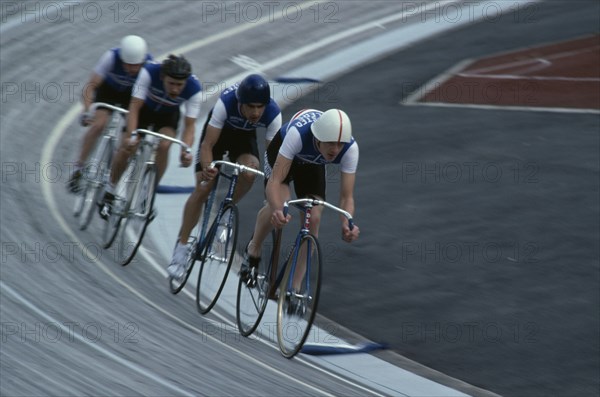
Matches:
[168,73,282,278]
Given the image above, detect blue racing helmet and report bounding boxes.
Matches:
[236,74,271,104]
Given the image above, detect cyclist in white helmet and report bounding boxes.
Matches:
[67,35,152,193]
[241,108,360,282]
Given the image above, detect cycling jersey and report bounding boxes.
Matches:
[208,83,282,140]
[94,48,153,92]
[132,62,202,118]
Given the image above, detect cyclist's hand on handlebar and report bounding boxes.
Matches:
[180,151,193,167]
[125,135,139,150]
[201,166,218,183]
[79,111,93,126]
[271,209,290,229]
[342,223,359,243]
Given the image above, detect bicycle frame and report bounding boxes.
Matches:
[199,160,264,247]
[194,160,264,311]
[74,102,128,229]
[170,160,264,295]
[274,197,354,358]
[277,198,354,290]
[107,128,190,261]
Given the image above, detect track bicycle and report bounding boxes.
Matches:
[72,103,128,230]
[102,129,190,267]
[275,198,354,358]
[191,161,264,315]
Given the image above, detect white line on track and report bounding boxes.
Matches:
[1,281,197,397]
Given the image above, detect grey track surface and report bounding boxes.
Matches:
[1,1,599,396]
[237,1,600,396]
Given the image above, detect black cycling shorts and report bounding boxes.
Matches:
[265,130,326,200]
[94,82,132,109]
[194,110,259,173]
[137,104,180,132]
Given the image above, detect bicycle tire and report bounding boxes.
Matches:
[196,203,239,315]
[276,233,322,358]
[236,230,279,337]
[102,154,139,249]
[77,137,112,230]
[116,164,157,266]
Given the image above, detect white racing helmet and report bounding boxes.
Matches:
[311,109,352,143]
[120,35,147,64]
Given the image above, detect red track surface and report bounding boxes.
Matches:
[419,35,600,110]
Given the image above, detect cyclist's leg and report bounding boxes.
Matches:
[77,108,111,167]
[178,170,215,245]
[232,153,260,203]
[228,129,261,203]
[154,127,175,183]
[107,130,137,189]
[177,123,226,245]
[152,106,181,183]
[247,132,289,259]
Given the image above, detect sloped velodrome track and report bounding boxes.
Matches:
[1,1,599,396]
[1,2,472,396]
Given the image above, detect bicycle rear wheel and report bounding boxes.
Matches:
[116,164,156,266]
[196,204,239,315]
[77,137,112,230]
[276,234,322,358]
[236,230,280,337]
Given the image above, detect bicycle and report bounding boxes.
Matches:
[72,103,128,231]
[275,198,354,358]
[190,161,264,315]
[102,128,190,267]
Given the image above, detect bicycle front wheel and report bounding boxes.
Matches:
[276,234,322,358]
[77,137,112,230]
[169,236,198,294]
[116,165,156,266]
[236,230,279,337]
[196,204,239,315]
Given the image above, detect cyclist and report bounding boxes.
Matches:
[241,108,360,285]
[99,54,202,219]
[67,35,152,192]
[168,74,282,278]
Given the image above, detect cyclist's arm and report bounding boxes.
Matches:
[181,116,196,149]
[126,97,143,137]
[199,124,221,178]
[266,154,293,226]
[178,116,196,167]
[339,171,356,219]
[83,49,115,112]
[82,73,103,112]
[340,171,359,241]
